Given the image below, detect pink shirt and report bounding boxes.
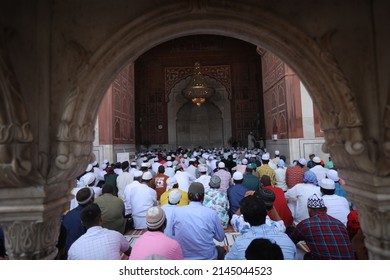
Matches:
[129,231,183,260]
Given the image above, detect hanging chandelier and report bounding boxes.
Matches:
[182,62,215,106]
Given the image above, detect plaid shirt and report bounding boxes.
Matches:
[290,212,355,259]
[285,165,305,189]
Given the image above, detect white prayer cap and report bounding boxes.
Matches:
[313,156,321,164]
[298,158,307,166]
[233,171,243,181]
[320,178,336,190]
[198,165,207,173]
[261,153,270,160]
[134,170,143,178]
[82,173,96,186]
[326,169,339,182]
[168,190,182,205]
[167,177,178,187]
[85,164,93,172]
[142,171,153,180]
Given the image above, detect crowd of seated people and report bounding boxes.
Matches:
[1,146,366,260]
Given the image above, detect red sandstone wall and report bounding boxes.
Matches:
[260,50,303,140]
[98,64,135,145]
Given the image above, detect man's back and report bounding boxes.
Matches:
[322,194,350,226]
[243,173,259,191]
[214,169,232,193]
[128,184,157,229]
[62,206,86,251]
[116,172,134,201]
[195,174,211,192]
[68,226,130,260]
[174,171,195,192]
[289,212,354,259]
[225,224,296,260]
[171,201,225,260]
[285,165,305,189]
[153,173,169,200]
[123,180,142,216]
[95,194,127,234]
[227,184,248,217]
[285,183,322,226]
[129,231,183,260]
[160,188,189,207]
[256,164,276,186]
[264,186,293,228]
[310,165,328,182]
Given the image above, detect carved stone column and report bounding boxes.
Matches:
[0,26,83,259]
[342,171,390,259]
[322,123,390,259]
[0,182,73,259]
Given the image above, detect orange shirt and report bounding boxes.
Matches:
[153,173,169,200]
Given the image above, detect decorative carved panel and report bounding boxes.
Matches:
[165,65,232,102]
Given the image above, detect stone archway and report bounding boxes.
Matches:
[55,3,376,260]
[1,1,388,259]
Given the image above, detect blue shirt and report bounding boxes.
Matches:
[227,184,248,217]
[62,205,87,251]
[225,224,297,260]
[161,204,177,238]
[335,182,347,198]
[171,201,225,260]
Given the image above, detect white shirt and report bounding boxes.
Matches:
[268,160,277,170]
[129,167,138,176]
[93,168,105,184]
[310,165,328,182]
[174,171,196,193]
[161,204,178,238]
[185,165,198,178]
[285,183,322,226]
[275,167,288,192]
[116,171,134,201]
[152,162,161,174]
[114,168,123,175]
[195,175,211,192]
[231,214,286,234]
[164,167,175,178]
[322,194,350,226]
[207,159,217,172]
[67,226,130,260]
[126,183,157,229]
[123,180,142,216]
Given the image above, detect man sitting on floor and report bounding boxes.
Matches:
[171,182,225,260]
[129,206,183,260]
[68,203,131,260]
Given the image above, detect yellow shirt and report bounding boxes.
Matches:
[256,164,276,186]
[160,188,189,206]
